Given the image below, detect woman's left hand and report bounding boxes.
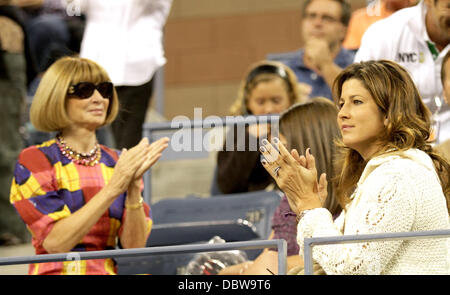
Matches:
[128,137,170,188]
[259,138,322,215]
[291,148,328,207]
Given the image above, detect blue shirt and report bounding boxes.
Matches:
[267,48,355,100]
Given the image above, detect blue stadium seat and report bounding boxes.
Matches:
[146,220,259,247]
[116,190,282,274]
[116,252,196,275]
[142,115,279,204]
[116,220,259,275]
[151,190,282,239]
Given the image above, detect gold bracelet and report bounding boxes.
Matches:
[125,196,143,210]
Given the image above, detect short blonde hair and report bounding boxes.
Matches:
[30,56,119,132]
[229,60,304,116]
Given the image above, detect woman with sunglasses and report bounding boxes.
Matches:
[214,60,305,195]
[9,56,169,275]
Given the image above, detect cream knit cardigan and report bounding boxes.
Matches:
[297,149,449,274]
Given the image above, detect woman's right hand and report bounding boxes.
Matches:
[107,138,153,196]
[131,137,170,183]
[260,139,322,215]
[290,148,328,206]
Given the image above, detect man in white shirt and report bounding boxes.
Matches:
[79,0,173,149]
[354,0,450,144]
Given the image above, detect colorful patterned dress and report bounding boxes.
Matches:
[9,139,152,275]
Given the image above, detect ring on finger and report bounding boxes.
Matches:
[273,166,281,177]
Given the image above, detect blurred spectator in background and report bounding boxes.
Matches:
[343,0,417,51]
[10,0,85,147]
[12,0,84,81]
[78,0,173,149]
[435,50,450,161]
[214,61,303,195]
[0,0,37,88]
[354,0,450,144]
[0,0,31,245]
[267,0,354,100]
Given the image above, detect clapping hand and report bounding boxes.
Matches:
[131,137,169,182]
[108,137,169,195]
[290,148,328,206]
[259,138,322,215]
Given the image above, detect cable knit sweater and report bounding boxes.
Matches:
[297,149,449,274]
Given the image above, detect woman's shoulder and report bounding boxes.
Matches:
[386,149,435,172]
[371,148,433,170]
[360,149,437,185]
[360,150,442,196]
[353,151,444,213]
[19,139,58,161]
[15,139,60,177]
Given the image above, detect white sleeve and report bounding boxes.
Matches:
[297,172,416,275]
[354,21,391,63]
[147,0,173,27]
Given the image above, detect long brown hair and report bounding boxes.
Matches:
[280,97,342,215]
[332,60,450,211]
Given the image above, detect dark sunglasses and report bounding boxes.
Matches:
[67,82,114,99]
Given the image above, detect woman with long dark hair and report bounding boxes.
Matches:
[260,60,449,274]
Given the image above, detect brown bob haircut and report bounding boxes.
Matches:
[30,56,119,132]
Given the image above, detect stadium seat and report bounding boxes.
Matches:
[151,190,282,239]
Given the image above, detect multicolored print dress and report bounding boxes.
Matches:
[9,139,152,275]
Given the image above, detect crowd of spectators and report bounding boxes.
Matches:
[0,0,449,275]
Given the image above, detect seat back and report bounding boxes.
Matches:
[146,220,259,247]
[142,115,279,204]
[116,252,197,275]
[151,190,282,239]
[116,220,260,275]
